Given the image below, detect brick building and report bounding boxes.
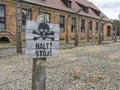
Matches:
[0,0,112,43]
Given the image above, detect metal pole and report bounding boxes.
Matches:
[16,0,22,53]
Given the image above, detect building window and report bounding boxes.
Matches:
[101,23,104,31]
[96,22,98,33]
[59,15,65,32]
[91,8,100,16]
[67,1,72,8]
[71,18,75,32]
[62,0,72,8]
[89,21,92,33]
[81,19,85,33]
[22,9,32,30]
[0,5,5,29]
[44,13,50,23]
[77,3,89,13]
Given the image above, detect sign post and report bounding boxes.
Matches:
[26,20,59,90]
[32,58,46,90]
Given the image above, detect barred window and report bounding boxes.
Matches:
[67,1,72,8]
[89,20,92,33]
[101,23,104,31]
[71,18,75,32]
[59,16,65,32]
[44,13,50,23]
[81,19,85,33]
[0,5,5,29]
[96,22,98,33]
[22,9,32,30]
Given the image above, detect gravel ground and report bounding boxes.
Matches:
[0,42,120,90]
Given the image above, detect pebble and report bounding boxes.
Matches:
[0,43,120,90]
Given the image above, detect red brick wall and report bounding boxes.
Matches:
[0,1,113,42]
[0,1,16,42]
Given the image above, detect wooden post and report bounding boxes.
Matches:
[32,58,46,90]
[16,0,22,53]
[75,9,81,46]
[66,15,70,44]
[119,28,120,39]
[26,20,59,90]
[87,20,90,42]
[115,28,117,42]
[98,16,104,44]
[98,21,101,44]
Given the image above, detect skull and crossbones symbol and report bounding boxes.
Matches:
[32,23,55,41]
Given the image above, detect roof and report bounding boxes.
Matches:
[22,0,110,21]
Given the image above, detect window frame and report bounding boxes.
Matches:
[43,12,51,23]
[67,1,72,8]
[0,4,6,29]
[101,23,104,31]
[81,19,85,33]
[89,20,92,33]
[96,22,98,33]
[22,8,32,30]
[71,18,75,32]
[59,15,65,33]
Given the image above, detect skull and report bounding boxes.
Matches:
[33,22,55,41]
[38,23,49,40]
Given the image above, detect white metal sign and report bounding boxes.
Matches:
[26,20,59,58]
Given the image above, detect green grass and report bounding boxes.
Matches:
[0,37,119,47]
[0,41,26,47]
[0,42,16,47]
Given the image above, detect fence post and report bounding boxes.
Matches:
[32,58,46,90]
[66,15,70,44]
[75,9,81,46]
[16,0,22,53]
[98,16,105,44]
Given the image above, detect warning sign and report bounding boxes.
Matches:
[25,20,59,58]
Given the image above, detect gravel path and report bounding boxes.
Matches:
[0,42,120,90]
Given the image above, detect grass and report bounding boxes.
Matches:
[0,42,16,47]
[0,37,120,47]
[0,41,26,47]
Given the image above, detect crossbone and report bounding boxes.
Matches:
[32,30,55,41]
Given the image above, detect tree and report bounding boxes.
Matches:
[112,19,120,36]
[119,14,120,20]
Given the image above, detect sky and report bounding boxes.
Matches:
[88,0,120,20]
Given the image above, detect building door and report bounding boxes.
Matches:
[107,26,111,36]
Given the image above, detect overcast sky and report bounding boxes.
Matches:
[88,0,120,20]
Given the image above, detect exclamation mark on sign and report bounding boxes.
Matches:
[50,42,52,49]
[50,42,52,56]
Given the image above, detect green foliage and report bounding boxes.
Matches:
[112,19,120,36]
